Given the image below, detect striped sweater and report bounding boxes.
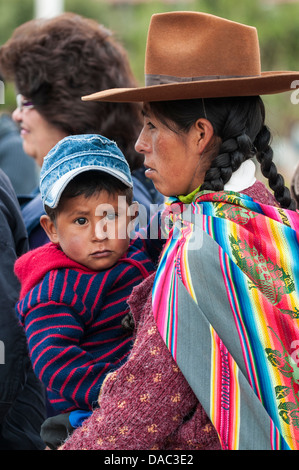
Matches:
[14,239,155,413]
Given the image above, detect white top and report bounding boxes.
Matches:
[224,159,256,192]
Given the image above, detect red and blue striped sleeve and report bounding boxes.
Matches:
[15,245,155,413]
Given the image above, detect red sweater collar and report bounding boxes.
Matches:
[14,242,94,299]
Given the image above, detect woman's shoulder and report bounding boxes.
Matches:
[241,180,279,207]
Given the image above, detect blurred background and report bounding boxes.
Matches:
[1,0,299,184]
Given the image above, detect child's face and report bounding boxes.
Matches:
[41,191,135,271]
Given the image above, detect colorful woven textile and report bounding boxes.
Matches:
[152,190,299,450]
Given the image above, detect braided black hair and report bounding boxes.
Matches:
[149,97,296,211]
[254,124,296,210]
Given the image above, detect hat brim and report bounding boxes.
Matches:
[44,165,133,209]
[82,71,299,103]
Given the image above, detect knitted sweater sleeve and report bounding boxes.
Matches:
[61,275,220,450]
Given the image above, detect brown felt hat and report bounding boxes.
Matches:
[82,11,299,103]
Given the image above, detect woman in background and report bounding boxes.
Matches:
[0,12,163,248]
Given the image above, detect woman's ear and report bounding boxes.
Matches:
[194,118,214,154]
[40,215,59,243]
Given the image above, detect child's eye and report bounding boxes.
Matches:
[106,212,117,221]
[75,217,88,225]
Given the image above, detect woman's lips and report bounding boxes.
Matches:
[20,127,30,136]
[144,167,156,177]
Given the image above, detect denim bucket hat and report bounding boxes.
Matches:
[40,134,133,209]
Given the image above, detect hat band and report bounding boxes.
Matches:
[145,73,259,86]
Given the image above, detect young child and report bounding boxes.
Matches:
[14,134,156,445]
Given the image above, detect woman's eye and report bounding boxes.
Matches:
[147,121,155,130]
[75,217,87,225]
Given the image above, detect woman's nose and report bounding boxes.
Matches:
[135,128,150,154]
[12,107,22,123]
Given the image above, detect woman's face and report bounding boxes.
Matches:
[12,95,68,167]
[135,104,212,197]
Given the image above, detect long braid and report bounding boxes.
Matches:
[201,97,297,210]
[201,99,257,192]
[201,134,254,192]
[254,125,296,210]
[149,97,297,211]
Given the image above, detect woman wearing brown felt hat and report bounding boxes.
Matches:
[61,12,299,451]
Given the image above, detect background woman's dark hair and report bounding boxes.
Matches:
[149,96,296,211]
[0,12,142,171]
